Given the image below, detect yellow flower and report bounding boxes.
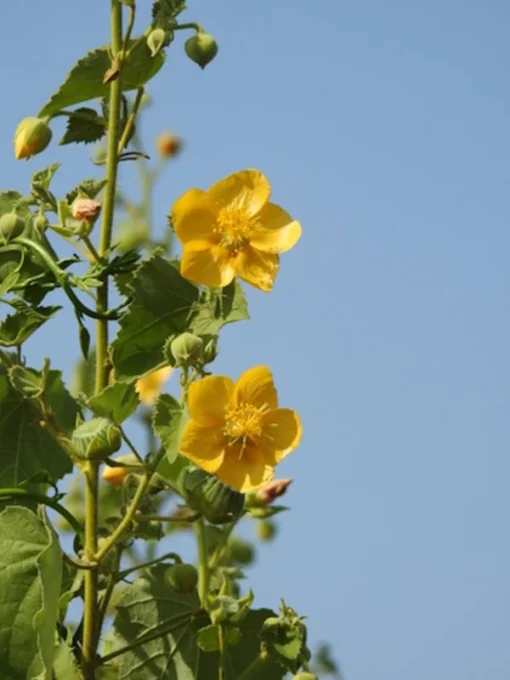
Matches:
[136,366,173,406]
[171,169,301,292]
[179,366,302,492]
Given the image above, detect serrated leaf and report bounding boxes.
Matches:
[152,394,186,463]
[88,380,139,424]
[196,624,241,652]
[112,255,200,381]
[152,0,186,28]
[191,281,249,336]
[66,178,108,204]
[52,642,83,680]
[9,364,45,398]
[60,107,106,146]
[0,507,62,680]
[0,361,76,485]
[31,162,61,192]
[39,40,165,119]
[0,301,60,346]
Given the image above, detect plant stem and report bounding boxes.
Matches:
[82,1,123,676]
[117,87,144,154]
[117,550,181,580]
[0,487,82,536]
[218,624,226,680]
[195,518,210,607]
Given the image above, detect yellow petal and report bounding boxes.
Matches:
[136,366,173,406]
[171,188,218,244]
[188,375,234,426]
[179,420,225,473]
[233,365,278,410]
[234,246,279,292]
[259,408,303,463]
[181,241,236,288]
[215,445,275,492]
[250,202,302,254]
[208,169,271,217]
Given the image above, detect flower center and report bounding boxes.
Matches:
[215,206,254,254]
[223,403,263,448]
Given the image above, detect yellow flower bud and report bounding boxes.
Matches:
[184,32,218,69]
[156,132,183,159]
[14,117,52,160]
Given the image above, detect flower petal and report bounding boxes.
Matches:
[179,420,225,473]
[233,365,278,410]
[250,202,302,254]
[181,241,236,288]
[234,246,279,292]
[188,375,234,426]
[136,366,173,406]
[259,408,302,463]
[171,188,218,244]
[215,445,274,492]
[208,170,271,217]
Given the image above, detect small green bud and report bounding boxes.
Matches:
[184,32,219,69]
[72,417,122,461]
[183,467,245,525]
[169,332,204,367]
[0,213,25,244]
[227,537,255,566]
[166,563,198,594]
[292,674,318,680]
[33,213,48,232]
[256,519,277,542]
[14,117,52,160]
[147,28,167,56]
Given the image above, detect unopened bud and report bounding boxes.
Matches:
[227,537,254,566]
[169,332,204,367]
[184,32,218,69]
[147,28,167,57]
[72,198,101,222]
[0,212,25,244]
[203,336,219,364]
[156,132,183,159]
[14,117,52,160]
[102,453,142,486]
[248,478,293,507]
[166,563,198,594]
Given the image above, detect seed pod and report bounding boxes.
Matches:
[166,563,199,594]
[184,32,218,69]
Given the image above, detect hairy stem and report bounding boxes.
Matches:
[82,1,123,677]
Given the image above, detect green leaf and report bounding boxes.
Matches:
[152,0,187,28]
[157,452,192,495]
[0,190,30,217]
[88,380,139,424]
[0,506,62,680]
[0,301,60,346]
[196,624,241,652]
[191,281,249,336]
[112,255,199,381]
[66,178,108,204]
[152,394,186,463]
[52,643,83,680]
[0,360,76,485]
[31,162,61,192]
[60,107,106,145]
[39,40,165,119]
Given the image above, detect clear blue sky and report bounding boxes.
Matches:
[2,2,510,679]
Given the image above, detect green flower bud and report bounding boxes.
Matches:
[14,117,52,160]
[33,213,48,232]
[184,32,218,69]
[256,519,277,542]
[166,563,198,594]
[203,336,219,364]
[0,213,25,244]
[292,674,318,680]
[72,417,122,461]
[147,28,167,57]
[169,332,204,367]
[227,537,254,566]
[183,467,244,525]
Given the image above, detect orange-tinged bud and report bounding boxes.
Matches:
[14,117,52,160]
[72,198,101,222]
[156,132,183,159]
[102,453,141,486]
[255,478,293,506]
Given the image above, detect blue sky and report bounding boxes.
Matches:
[2,1,510,679]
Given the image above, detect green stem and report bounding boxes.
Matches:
[196,518,210,607]
[174,22,203,32]
[99,615,193,665]
[81,235,101,262]
[0,487,82,536]
[82,1,123,677]
[218,624,226,680]
[96,545,123,634]
[136,512,201,523]
[117,87,144,154]
[117,551,181,580]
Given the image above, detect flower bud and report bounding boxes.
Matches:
[72,198,101,223]
[102,453,142,486]
[227,537,254,566]
[166,563,198,594]
[0,212,25,244]
[156,132,183,159]
[33,213,48,232]
[183,467,244,525]
[147,28,167,57]
[246,478,293,508]
[169,332,204,367]
[72,417,122,461]
[256,519,277,542]
[14,117,52,160]
[203,336,219,364]
[184,32,218,69]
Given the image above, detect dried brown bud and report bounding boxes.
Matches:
[255,478,293,506]
[72,198,101,222]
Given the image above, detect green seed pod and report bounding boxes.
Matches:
[227,537,255,566]
[0,212,25,244]
[184,32,218,69]
[256,519,277,542]
[166,563,198,594]
[72,417,122,461]
[14,116,52,160]
[169,332,204,367]
[147,27,167,56]
[183,467,245,525]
